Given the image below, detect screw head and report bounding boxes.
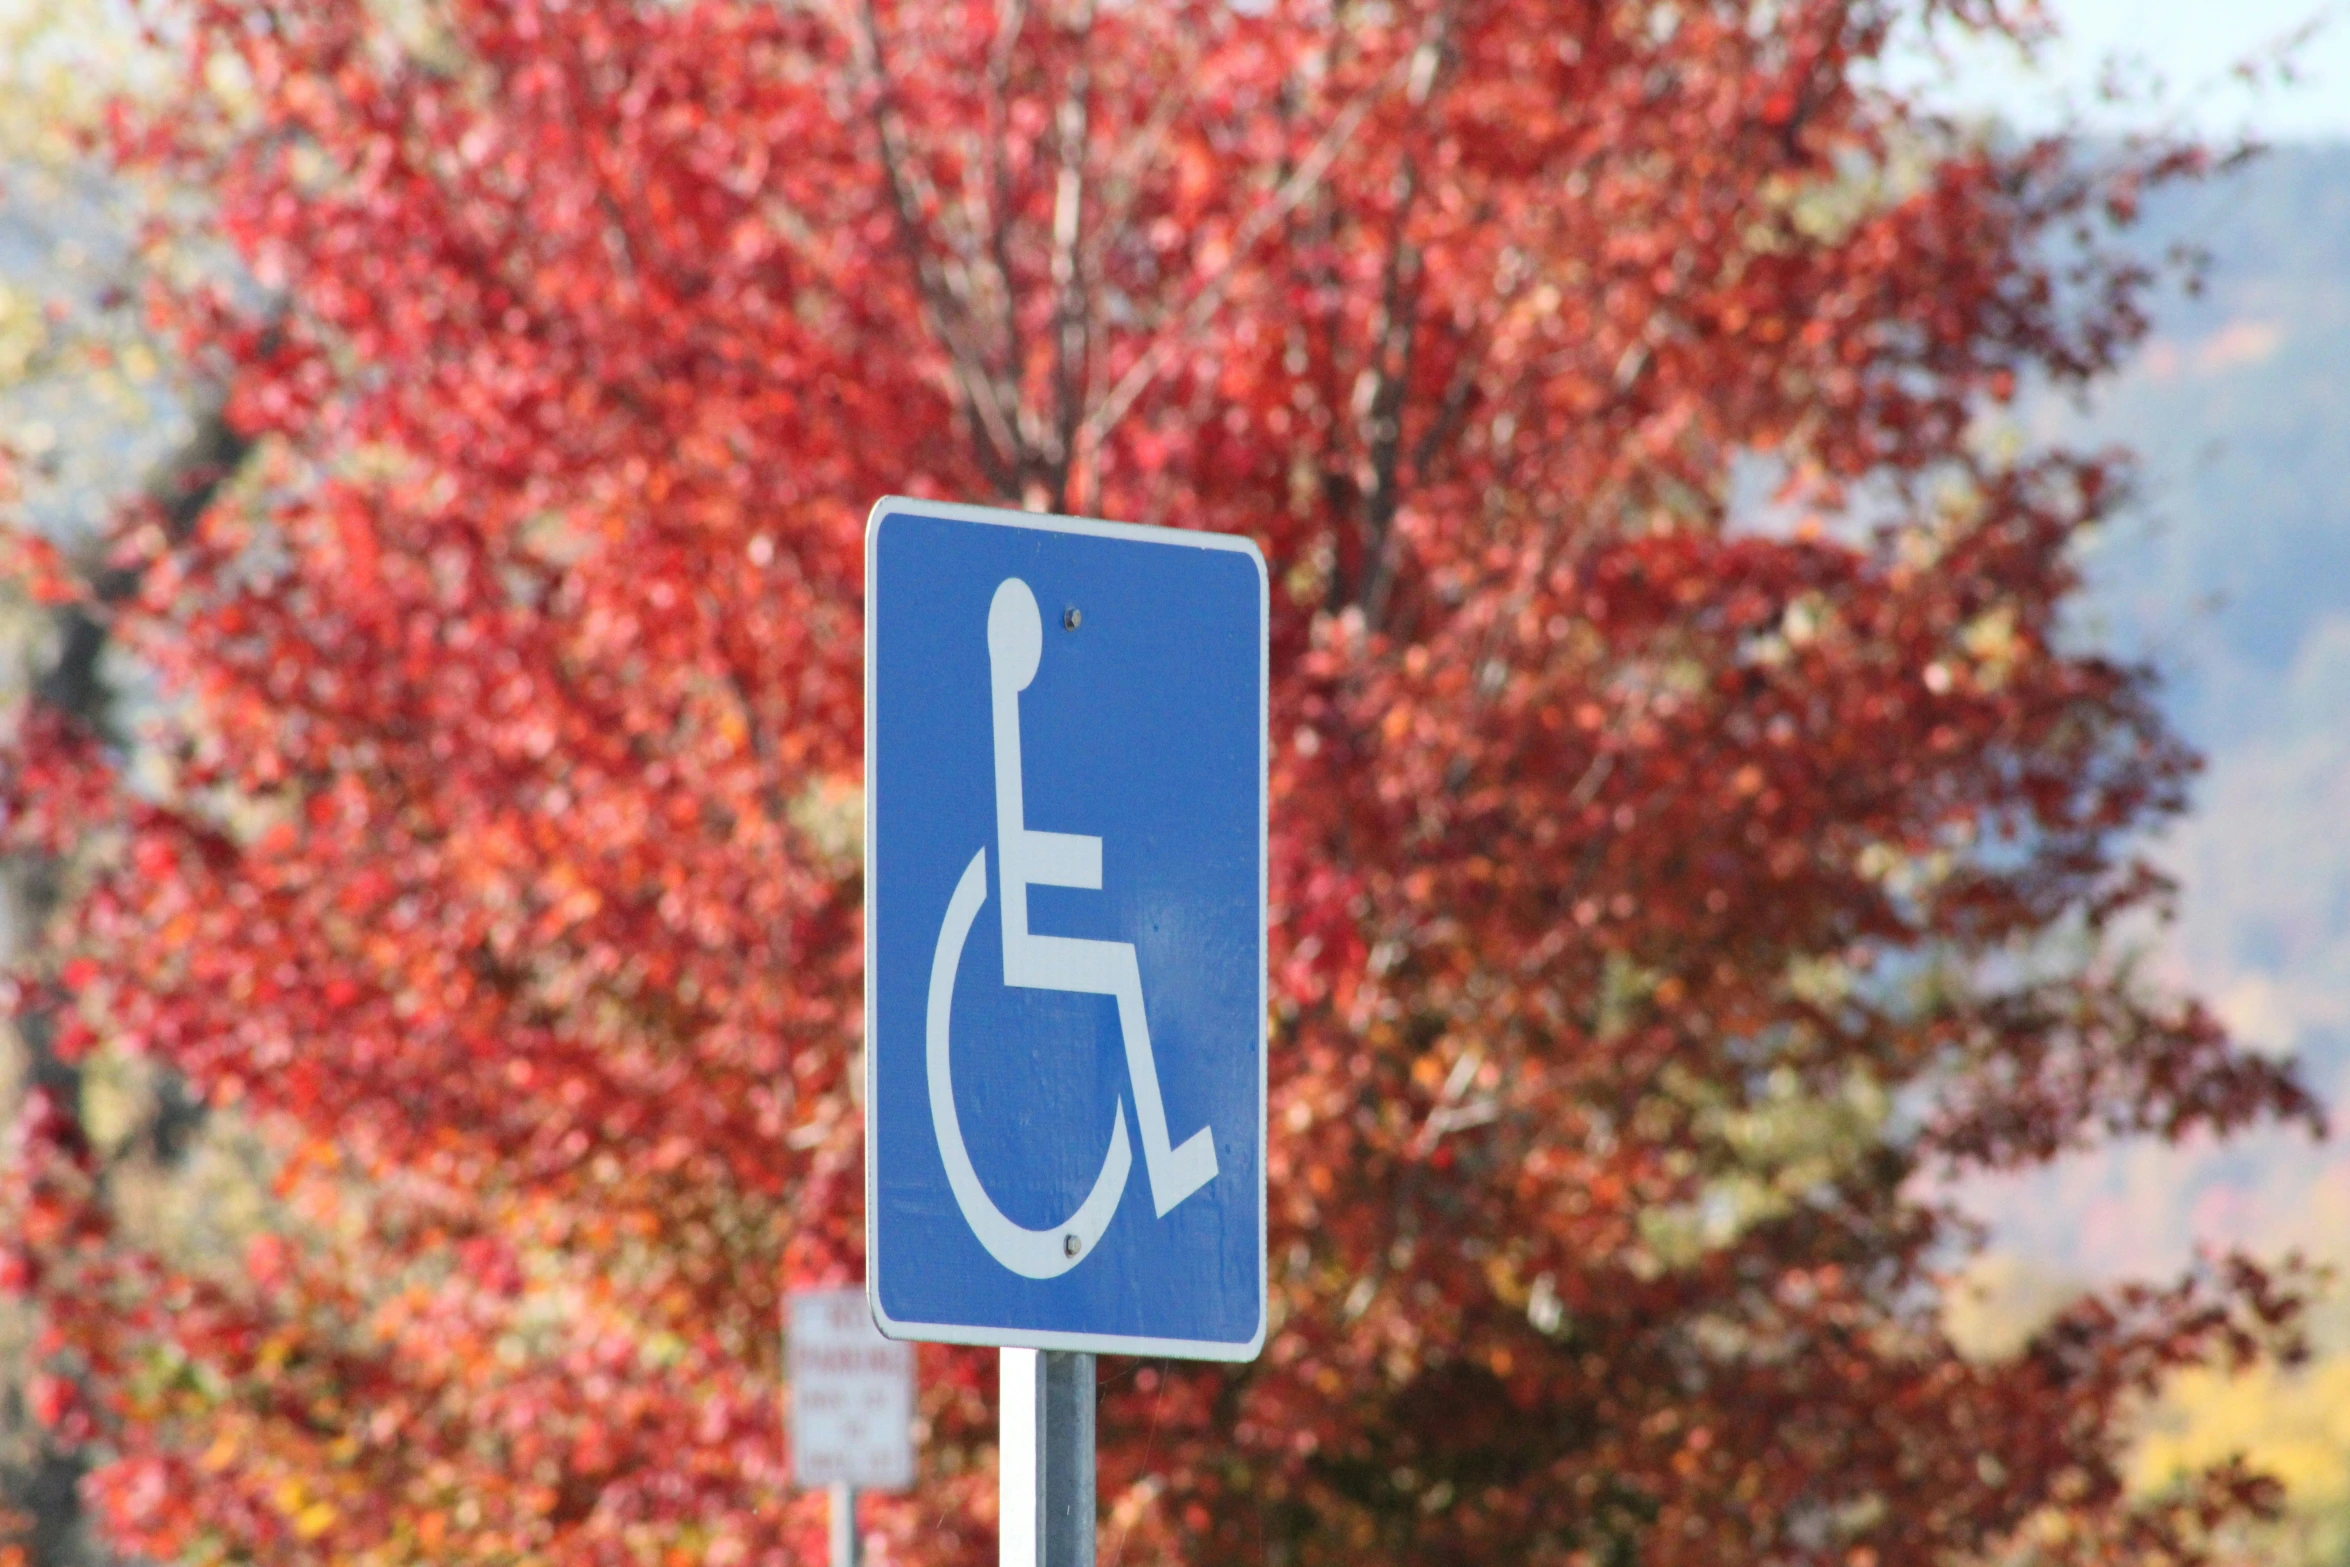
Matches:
[1062,606,1081,631]
[1063,1232,1082,1257]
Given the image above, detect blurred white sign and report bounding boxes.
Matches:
[789,1287,915,1490]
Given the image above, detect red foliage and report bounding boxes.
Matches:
[1,1,2322,1564]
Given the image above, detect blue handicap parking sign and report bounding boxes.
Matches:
[864,497,1266,1361]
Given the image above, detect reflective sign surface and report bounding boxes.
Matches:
[865,498,1266,1361]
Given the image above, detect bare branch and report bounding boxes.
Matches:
[1354,155,1425,624]
[1356,25,1453,625]
[1408,329,1485,487]
[1089,74,1192,239]
[983,0,1030,453]
[1045,0,1097,510]
[845,0,1025,492]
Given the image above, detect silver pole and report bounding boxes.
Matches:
[829,1481,859,1567]
[1042,1351,1096,1567]
[1001,1348,1095,1567]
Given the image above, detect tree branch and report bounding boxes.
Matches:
[1352,156,1426,624]
[846,0,1025,494]
[1077,46,1416,455]
[1355,27,1452,626]
[1043,0,1097,512]
[983,0,1031,481]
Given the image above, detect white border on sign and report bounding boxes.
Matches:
[861,494,1269,1363]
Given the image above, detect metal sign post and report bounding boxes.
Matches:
[999,1349,1095,1567]
[829,1483,859,1567]
[863,497,1269,1567]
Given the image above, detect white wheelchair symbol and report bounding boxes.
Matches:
[925,577,1219,1279]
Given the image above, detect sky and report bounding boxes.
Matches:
[1931,132,2350,1336]
[1888,0,2350,142]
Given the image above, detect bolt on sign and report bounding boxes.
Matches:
[788,1287,917,1491]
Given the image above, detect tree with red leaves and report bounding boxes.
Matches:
[0,2,2323,1565]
